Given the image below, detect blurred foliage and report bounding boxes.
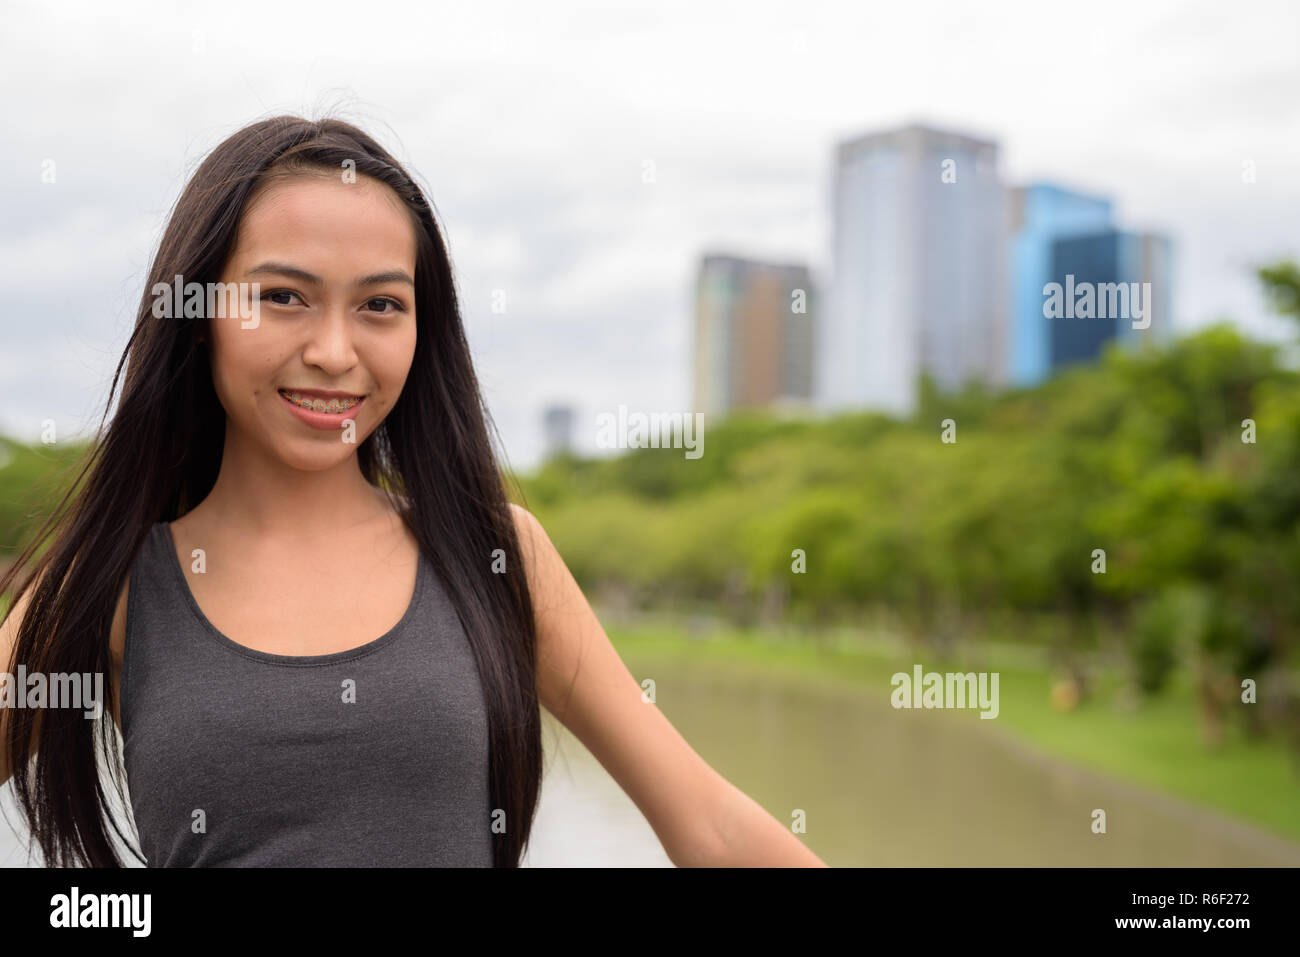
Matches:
[514,264,1300,747]
[1258,259,1300,323]
[0,436,88,557]
[522,321,1296,633]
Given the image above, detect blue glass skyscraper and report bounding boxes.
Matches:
[1007,183,1113,386]
[1049,229,1173,369]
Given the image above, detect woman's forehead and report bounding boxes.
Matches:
[231,174,418,272]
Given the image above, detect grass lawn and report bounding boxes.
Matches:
[607,622,1300,845]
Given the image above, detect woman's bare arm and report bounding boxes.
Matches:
[0,571,128,790]
[510,504,825,867]
[0,581,37,790]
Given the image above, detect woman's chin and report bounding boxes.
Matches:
[273,440,362,472]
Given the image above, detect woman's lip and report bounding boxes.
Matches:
[279,388,365,399]
[278,390,365,430]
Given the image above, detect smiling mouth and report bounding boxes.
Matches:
[278,390,364,414]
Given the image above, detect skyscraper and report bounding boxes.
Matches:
[818,123,1007,416]
[1006,182,1114,387]
[541,404,576,458]
[1048,229,1173,370]
[692,254,814,418]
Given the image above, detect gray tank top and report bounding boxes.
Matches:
[120,521,493,866]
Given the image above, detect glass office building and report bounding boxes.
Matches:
[1048,229,1174,371]
[1006,183,1114,386]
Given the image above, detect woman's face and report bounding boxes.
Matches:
[209,172,418,471]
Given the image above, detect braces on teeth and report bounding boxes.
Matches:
[281,391,360,413]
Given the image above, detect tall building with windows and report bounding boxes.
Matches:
[541,404,575,458]
[692,254,814,418]
[1006,182,1114,386]
[817,123,1007,416]
[1048,229,1173,370]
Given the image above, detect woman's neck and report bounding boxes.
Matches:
[184,432,395,541]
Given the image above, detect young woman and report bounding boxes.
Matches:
[0,115,825,868]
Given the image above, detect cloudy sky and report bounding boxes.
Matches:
[2,0,1297,471]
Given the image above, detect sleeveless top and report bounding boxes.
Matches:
[120,521,494,867]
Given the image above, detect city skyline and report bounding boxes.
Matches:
[690,123,1178,423]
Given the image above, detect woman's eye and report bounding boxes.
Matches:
[263,290,302,306]
[365,297,404,314]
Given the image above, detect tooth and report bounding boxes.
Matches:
[281,391,359,411]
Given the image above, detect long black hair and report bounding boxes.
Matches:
[1,115,542,867]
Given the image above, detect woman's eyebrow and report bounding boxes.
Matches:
[245,262,415,287]
[246,261,321,284]
[356,270,415,287]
